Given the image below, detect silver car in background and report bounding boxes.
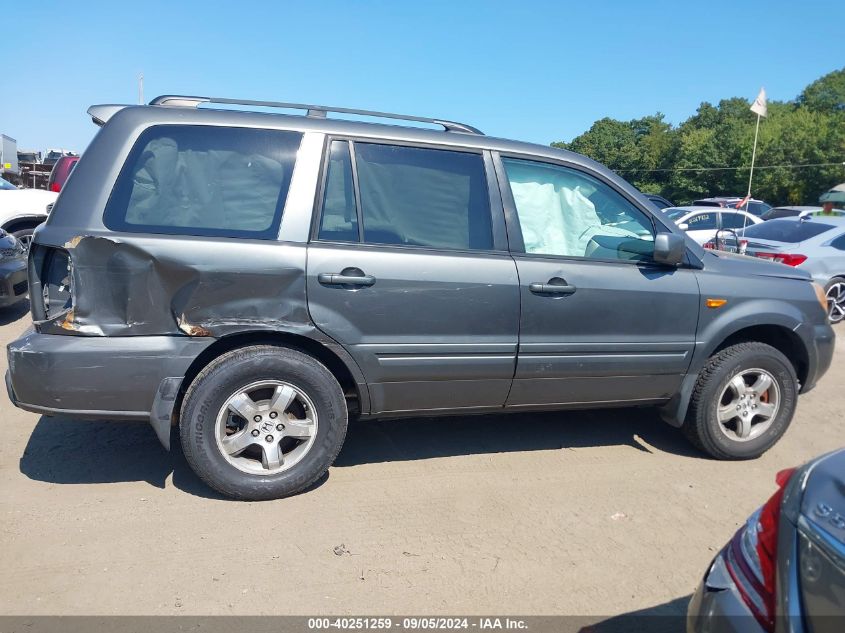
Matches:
[687,448,845,633]
[739,216,845,323]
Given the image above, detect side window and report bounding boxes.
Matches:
[502,158,655,261]
[104,125,302,238]
[318,141,358,242]
[721,212,754,230]
[354,143,493,250]
[686,212,717,230]
[830,234,845,251]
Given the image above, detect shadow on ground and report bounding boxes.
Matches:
[19,407,702,497]
[335,407,701,466]
[581,595,691,632]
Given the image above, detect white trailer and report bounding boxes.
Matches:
[1,135,19,180]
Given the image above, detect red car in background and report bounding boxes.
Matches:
[47,155,79,192]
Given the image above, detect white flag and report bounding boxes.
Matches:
[750,87,767,117]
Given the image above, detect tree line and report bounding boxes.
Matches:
[552,68,845,206]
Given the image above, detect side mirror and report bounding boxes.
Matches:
[653,232,685,266]
[677,222,689,231]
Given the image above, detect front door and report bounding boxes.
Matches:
[495,155,700,408]
[307,140,519,414]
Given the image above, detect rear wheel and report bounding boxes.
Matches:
[180,345,348,500]
[683,342,797,459]
[824,277,845,324]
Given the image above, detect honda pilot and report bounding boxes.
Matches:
[5,96,835,500]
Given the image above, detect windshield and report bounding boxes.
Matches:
[742,219,834,243]
[0,177,17,191]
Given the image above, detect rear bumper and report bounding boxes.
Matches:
[0,257,28,307]
[6,329,214,419]
[687,554,766,633]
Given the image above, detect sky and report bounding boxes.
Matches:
[3,0,843,154]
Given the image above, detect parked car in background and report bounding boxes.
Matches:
[739,216,845,323]
[5,95,834,500]
[644,193,674,210]
[663,206,762,245]
[0,176,57,251]
[688,448,845,633]
[47,155,79,192]
[42,148,77,166]
[761,206,821,221]
[694,196,773,217]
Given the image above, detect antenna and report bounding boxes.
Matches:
[138,73,144,105]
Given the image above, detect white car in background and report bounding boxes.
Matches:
[0,176,58,250]
[662,206,762,245]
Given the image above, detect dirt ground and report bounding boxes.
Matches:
[1,300,842,620]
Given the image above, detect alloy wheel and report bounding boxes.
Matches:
[215,380,318,475]
[826,282,845,323]
[716,369,780,442]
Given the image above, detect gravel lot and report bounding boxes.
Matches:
[1,302,842,622]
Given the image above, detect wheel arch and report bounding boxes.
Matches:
[711,324,808,388]
[2,215,46,234]
[661,319,810,428]
[174,330,370,426]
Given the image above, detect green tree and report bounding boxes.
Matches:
[798,68,845,112]
[551,67,845,206]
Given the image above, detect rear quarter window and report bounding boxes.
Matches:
[742,219,834,243]
[104,125,302,239]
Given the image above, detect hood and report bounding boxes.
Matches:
[703,249,812,282]
[0,188,59,214]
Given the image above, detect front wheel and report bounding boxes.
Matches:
[11,228,35,253]
[683,342,798,460]
[180,345,348,500]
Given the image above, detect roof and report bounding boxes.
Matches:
[87,98,642,201]
[663,206,753,214]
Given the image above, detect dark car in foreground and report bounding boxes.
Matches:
[0,229,28,307]
[4,95,835,500]
[688,448,845,633]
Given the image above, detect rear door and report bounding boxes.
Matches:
[495,155,700,408]
[684,210,719,244]
[306,140,519,415]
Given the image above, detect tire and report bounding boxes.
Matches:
[683,342,798,460]
[11,228,35,253]
[180,345,347,500]
[824,276,845,324]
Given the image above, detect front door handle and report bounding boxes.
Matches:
[317,272,376,287]
[529,279,576,295]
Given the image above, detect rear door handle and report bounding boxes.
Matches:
[317,272,376,287]
[529,280,576,295]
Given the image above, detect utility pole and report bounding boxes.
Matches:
[138,73,144,105]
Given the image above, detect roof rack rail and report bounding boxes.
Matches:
[149,95,483,135]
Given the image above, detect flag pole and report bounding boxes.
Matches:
[747,112,761,203]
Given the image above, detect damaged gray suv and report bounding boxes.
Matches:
[5,96,835,500]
